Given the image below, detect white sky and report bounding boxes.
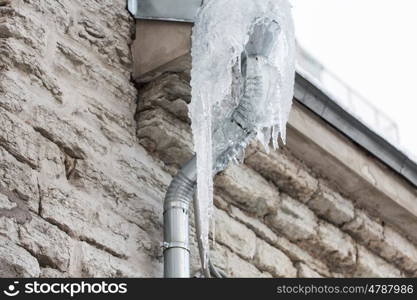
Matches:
[290,0,417,158]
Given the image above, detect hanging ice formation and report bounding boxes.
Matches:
[189,0,296,269]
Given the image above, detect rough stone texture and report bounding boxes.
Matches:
[275,236,331,277]
[0,108,41,169]
[266,194,318,242]
[215,164,279,216]
[137,107,193,168]
[0,147,39,212]
[379,226,417,275]
[0,0,166,278]
[138,73,191,123]
[296,263,323,278]
[0,236,40,277]
[343,209,384,250]
[214,208,256,260]
[0,193,16,210]
[254,239,297,277]
[1,0,416,279]
[40,183,132,259]
[310,222,357,273]
[340,209,417,274]
[40,267,67,278]
[354,246,402,278]
[246,145,319,203]
[308,180,354,226]
[229,205,281,246]
[78,242,159,278]
[228,204,331,277]
[18,216,72,272]
[226,250,267,278]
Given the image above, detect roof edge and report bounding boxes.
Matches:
[295,72,417,188]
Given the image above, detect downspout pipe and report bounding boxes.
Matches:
[163,158,196,278]
[163,19,280,278]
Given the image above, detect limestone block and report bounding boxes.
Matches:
[39,268,68,278]
[308,181,354,225]
[0,216,19,242]
[379,227,417,275]
[0,108,40,169]
[343,209,384,245]
[215,164,279,216]
[246,146,318,202]
[40,185,131,259]
[79,242,139,278]
[138,73,191,123]
[0,148,39,212]
[40,268,67,278]
[215,209,256,260]
[226,251,264,278]
[137,108,193,167]
[29,106,108,159]
[0,193,16,210]
[229,205,330,277]
[275,236,331,277]
[296,263,323,278]
[311,222,356,272]
[0,237,40,277]
[254,239,297,278]
[229,205,278,245]
[0,187,33,225]
[354,245,402,278]
[19,216,73,272]
[266,194,318,241]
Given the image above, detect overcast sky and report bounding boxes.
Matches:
[290,0,417,158]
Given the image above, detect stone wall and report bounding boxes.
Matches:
[0,0,416,278]
[0,0,168,277]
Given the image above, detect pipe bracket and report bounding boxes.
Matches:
[163,241,190,252]
[163,201,190,214]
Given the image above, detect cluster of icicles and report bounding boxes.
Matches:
[189,0,295,270]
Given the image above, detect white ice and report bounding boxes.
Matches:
[190,0,295,270]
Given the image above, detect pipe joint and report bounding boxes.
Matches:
[163,241,190,252]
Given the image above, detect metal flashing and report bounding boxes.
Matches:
[128,0,203,22]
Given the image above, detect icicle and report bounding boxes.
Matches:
[190,0,295,270]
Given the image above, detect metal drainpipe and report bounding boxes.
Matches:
[163,158,196,277]
[163,19,280,278]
